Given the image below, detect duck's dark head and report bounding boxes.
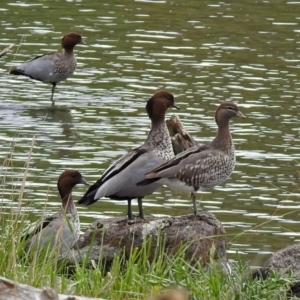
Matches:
[146,90,179,123]
[62,32,85,51]
[57,169,88,202]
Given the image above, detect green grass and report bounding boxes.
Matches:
[0,139,298,299]
[1,201,297,300]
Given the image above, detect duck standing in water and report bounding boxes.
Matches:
[138,102,245,215]
[78,90,179,220]
[23,170,88,257]
[10,32,85,106]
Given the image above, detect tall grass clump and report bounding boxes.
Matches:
[0,135,34,279]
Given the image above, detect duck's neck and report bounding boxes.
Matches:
[63,48,74,56]
[210,121,234,153]
[144,120,174,161]
[58,186,74,212]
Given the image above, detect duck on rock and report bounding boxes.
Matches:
[138,102,246,215]
[23,170,88,258]
[78,90,179,220]
[10,32,85,106]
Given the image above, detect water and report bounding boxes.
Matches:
[1,0,300,267]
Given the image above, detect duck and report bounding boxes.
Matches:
[137,102,245,215]
[78,90,179,220]
[23,169,88,257]
[10,32,85,106]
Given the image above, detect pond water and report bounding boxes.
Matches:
[1,0,300,267]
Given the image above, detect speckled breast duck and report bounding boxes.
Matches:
[78,90,179,220]
[23,170,88,257]
[10,32,85,106]
[138,102,245,215]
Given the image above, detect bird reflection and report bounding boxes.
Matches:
[36,106,76,141]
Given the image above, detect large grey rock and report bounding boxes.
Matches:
[67,211,227,271]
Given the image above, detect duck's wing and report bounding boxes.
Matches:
[24,213,76,254]
[78,147,149,205]
[137,145,217,185]
[93,150,165,201]
[21,213,56,242]
[10,52,59,82]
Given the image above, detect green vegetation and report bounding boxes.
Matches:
[0,199,297,299]
[0,139,297,299]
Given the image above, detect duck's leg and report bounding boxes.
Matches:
[51,83,56,106]
[191,192,197,215]
[137,197,145,219]
[127,199,133,220]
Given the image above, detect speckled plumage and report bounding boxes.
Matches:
[78,90,179,220]
[144,120,175,161]
[52,52,77,81]
[23,170,88,257]
[138,102,246,215]
[10,32,85,106]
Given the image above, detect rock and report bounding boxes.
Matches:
[0,276,104,300]
[66,211,227,271]
[252,243,300,297]
[0,276,188,300]
[264,243,300,275]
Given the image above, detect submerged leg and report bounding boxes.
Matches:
[191,192,197,216]
[127,199,133,220]
[137,197,145,219]
[51,83,56,106]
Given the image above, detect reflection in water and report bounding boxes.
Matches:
[0,0,300,266]
[28,105,77,141]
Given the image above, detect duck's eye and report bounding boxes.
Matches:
[227,106,234,110]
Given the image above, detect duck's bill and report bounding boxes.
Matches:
[173,102,180,109]
[237,111,246,118]
[81,177,89,185]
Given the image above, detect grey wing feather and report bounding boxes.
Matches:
[14,53,59,82]
[21,213,56,241]
[78,147,149,204]
[24,214,76,254]
[100,147,142,182]
[94,150,165,199]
